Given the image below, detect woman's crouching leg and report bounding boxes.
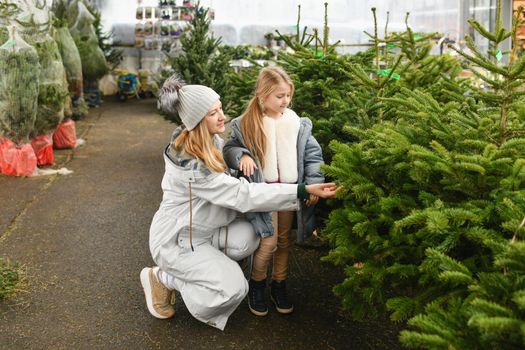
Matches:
[212,219,260,261]
[177,244,249,330]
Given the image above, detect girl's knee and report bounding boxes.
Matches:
[259,235,277,253]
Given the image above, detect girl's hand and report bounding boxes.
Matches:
[305,194,319,207]
[239,154,257,177]
[305,183,337,199]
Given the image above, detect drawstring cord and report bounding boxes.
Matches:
[189,182,194,252]
[224,226,228,257]
[217,226,229,257]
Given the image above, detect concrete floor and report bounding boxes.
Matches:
[0,99,402,349]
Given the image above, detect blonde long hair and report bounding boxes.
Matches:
[173,121,226,173]
[240,66,294,168]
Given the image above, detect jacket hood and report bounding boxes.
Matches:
[165,126,224,175]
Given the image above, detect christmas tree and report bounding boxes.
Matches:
[165,2,232,123]
[400,242,525,349]
[321,6,525,350]
[398,4,525,348]
[223,66,259,118]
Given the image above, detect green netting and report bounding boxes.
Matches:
[68,1,95,40]
[26,33,67,135]
[67,1,106,80]
[76,35,107,80]
[21,29,67,135]
[0,26,6,44]
[66,0,82,28]
[71,96,88,120]
[0,0,18,17]
[0,28,40,144]
[54,27,82,96]
[15,0,50,29]
[63,94,72,118]
[0,1,18,48]
[61,70,73,118]
[10,1,67,135]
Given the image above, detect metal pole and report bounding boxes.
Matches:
[459,0,471,41]
[500,0,512,62]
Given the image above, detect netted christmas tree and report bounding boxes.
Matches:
[0,26,40,144]
[52,0,82,95]
[322,6,525,348]
[0,2,38,144]
[51,0,89,120]
[14,0,67,136]
[82,0,122,71]
[68,0,107,81]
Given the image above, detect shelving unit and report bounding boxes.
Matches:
[133,0,213,72]
[135,0,213,52]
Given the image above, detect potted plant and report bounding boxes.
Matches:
[264,32,274,47]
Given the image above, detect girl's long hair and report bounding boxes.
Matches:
[240,66,294,168]
[173,121,226,173]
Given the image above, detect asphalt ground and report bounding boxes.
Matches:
[0,98,402,349]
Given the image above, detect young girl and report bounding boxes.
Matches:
[223,66,324,316]
[141,75,335,331]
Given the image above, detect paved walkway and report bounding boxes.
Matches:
[0,99,401,349]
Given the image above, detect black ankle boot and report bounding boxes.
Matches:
[270,279,294,314]
[248,279,268,316]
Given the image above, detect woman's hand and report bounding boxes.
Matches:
[305,195,319,207]
[239,154,257,177]
[305,183,337,199]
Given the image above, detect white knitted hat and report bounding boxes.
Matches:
[158,75,220,131]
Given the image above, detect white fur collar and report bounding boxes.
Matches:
[262,109,300,183]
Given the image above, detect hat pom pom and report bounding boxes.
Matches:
[158,74,185,116]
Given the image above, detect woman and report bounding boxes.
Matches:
[141,75,337,331]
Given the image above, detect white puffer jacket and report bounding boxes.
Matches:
[149,127,300,263]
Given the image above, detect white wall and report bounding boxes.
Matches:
[102,0,464,49]
[98,0,506,71]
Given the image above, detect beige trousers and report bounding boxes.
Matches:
[251,211,295,282]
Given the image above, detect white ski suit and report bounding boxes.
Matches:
[149,131,300,330]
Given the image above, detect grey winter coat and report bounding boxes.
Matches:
[223,111,325,243]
